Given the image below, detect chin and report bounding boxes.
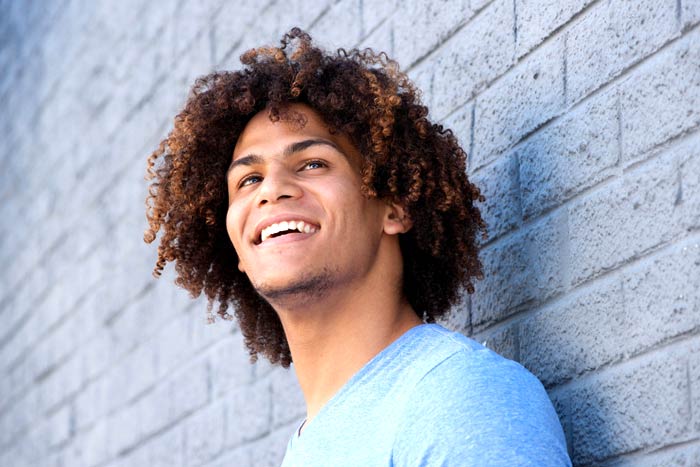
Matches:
[252,268,336,306]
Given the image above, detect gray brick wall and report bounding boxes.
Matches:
[0,0,698,465]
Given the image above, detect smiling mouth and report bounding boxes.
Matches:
[255,220,319,245]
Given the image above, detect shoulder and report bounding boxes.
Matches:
[403,325,555,414]
[391,326,571,466]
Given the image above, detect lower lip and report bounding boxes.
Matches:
[256,230,318,247]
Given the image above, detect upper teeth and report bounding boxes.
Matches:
[260,220,317,243]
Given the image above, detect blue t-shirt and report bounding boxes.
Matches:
[280,323,571,466]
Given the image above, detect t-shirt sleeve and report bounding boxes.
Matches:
[391,349,572,467]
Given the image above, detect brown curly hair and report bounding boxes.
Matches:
[145,28,486,368]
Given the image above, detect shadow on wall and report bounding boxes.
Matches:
[467,100,621,464]
[511,129,624,466]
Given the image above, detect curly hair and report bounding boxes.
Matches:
[145,28,486,368]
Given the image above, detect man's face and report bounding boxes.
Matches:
[225,103,392,304]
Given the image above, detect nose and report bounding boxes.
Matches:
[256,166,303,206]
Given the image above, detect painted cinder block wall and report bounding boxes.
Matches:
[0,0,698,465]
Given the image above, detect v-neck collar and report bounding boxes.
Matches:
[293,323,430,440]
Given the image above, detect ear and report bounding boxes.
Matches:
[237,259,246,273]
[383,201,413,235]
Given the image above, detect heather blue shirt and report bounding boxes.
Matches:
[280,323,571,467]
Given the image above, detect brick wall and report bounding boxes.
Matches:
[0,0,698,465]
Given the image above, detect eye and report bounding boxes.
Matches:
[302,159,327,170]
[238,174,262,188]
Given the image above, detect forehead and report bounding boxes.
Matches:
[233,104,351,160]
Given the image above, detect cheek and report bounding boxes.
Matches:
[225,207,248,273]
[225,207,242,247]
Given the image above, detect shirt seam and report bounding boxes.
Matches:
[428,325,484,352]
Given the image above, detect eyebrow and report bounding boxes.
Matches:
[226,138,344,179]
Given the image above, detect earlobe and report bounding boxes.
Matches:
[238,260,246,273]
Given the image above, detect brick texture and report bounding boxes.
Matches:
[568,349,690,464]
[1,1,698,466]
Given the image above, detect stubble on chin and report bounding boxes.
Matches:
[253,267,337,309]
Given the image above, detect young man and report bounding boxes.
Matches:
[145,29,572,466]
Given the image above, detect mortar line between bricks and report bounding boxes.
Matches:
[403,0,512,75]
[547,321,700,396]
[512,0,518,56]
[22,75,170,216]
[470,299,541,344]
[475,125,700,251]
[512,149,525,226]
[217,37,245,67]
[5,5,700,466]
[564,18,698,111]
[562,33,568,105]
[109,398,210,465]
[0,355,80,432]
[615,93,623,167]
[444,0,695,157]
[68,333,212,437]
[0,289,210,426]
[469,102,476,166]
[0,237,71,356]
[0,227,70,306]
[0,357,84,451]
[103,282,156,327]
[596,434,700,466]
[475,169,621,249]
[404,5,483,72]
[524,0,605,60]
[0,339,221,455]
[427,0,605,123]
[471,229,700,344]
[107,369,270,465]
[686,358,693,437]
[621,122,700,175]
[0,261,134,379]
[307,3,333,31]
[353,14,391,48]
[212,0,278,67]
[0,282,53,353]
[561,208,573,297]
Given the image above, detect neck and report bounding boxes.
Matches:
[273,272,422,426]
